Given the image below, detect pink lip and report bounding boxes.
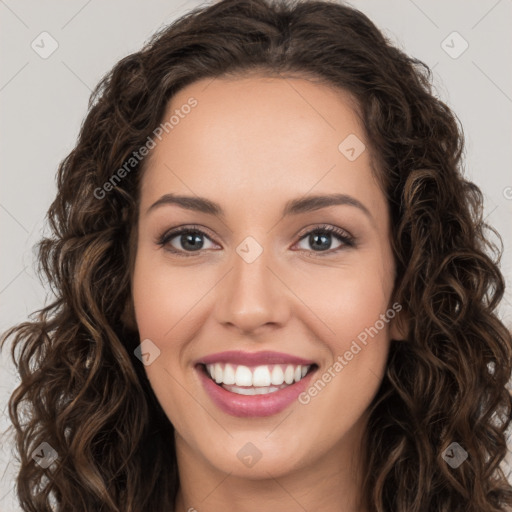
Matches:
[196,364,318,417]
[196,350,316,367]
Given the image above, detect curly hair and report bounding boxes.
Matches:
[2,0,512,510]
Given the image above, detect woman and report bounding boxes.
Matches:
[2,0,512,510]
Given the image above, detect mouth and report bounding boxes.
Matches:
[197,362,318,396]
[194,350,319,417]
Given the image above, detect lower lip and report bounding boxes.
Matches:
[196,365,317,417]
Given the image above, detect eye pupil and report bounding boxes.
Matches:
[181,232,204,251]
[310,232,331,251]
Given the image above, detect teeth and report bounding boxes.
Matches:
[205,362,312,387]
[271,365,284,385]
[223,363,236,385]
[214,364,223,384]
[284,365,295,384]
[252,366,271,387]
[223,384,286,395]
[235,365,253,386]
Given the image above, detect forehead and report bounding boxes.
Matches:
[140,75,386,222]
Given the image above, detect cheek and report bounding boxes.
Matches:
[131,254,199,425]
[295,260,393,423]
[132,253,205,339]
[293,258,393,341]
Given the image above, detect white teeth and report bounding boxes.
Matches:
[205,362,312,387]
[252,366,271,387]
[214,364,223,384]
[223,384,285,395]
[234,365,253,386]
[284,365,295,384]
[223,363,236,385]
[271,365,285,385]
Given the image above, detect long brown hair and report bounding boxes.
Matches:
[2,0,512,510]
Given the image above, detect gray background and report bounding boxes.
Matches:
[1,0,511,510]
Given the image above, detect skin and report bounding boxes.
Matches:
[131,75,407,512]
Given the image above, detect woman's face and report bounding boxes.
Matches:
[132,75,404,483]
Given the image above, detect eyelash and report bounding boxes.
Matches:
[155,223,356,258]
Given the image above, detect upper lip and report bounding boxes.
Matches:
[196,350,316,367]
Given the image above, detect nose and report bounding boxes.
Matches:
[213,240,291,334]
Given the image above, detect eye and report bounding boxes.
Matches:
[293,224,355,254]
[156,225,218,257]
[156,223,355,257]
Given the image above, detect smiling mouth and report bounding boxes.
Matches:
[197,362,318,396]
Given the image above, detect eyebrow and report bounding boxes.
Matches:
[146,192,373,222]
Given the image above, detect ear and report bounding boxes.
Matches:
[120,295,138,332]
[388,305,409,341]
